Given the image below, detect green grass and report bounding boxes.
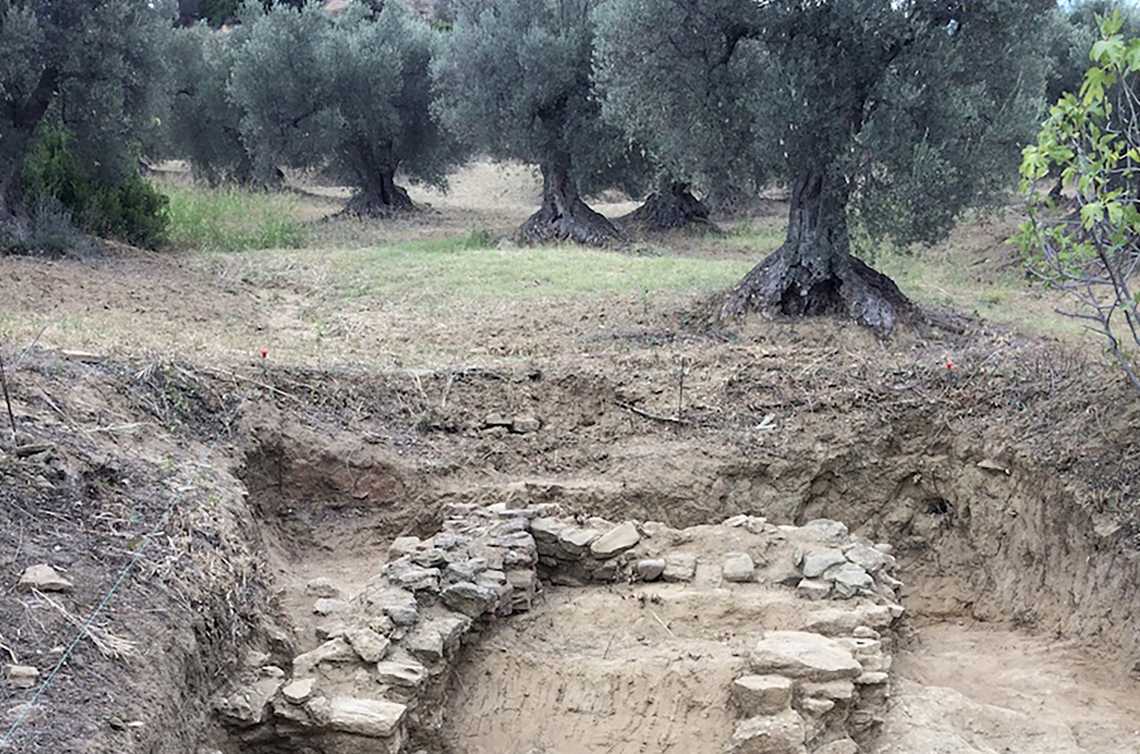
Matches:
[324,240,756,303]
[165,184,308,252]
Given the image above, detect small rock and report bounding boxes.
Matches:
[800,696,835,717]
[723,514,750,527]
[315,621,348,641]
[731,675,792,715]
[386,606,420,626]
[6,702,43,724]
[530,517,565,542]
[511,414,542,434]
[411,548,449,568]
[476,569,508,586]
[662,553,698,582]
[482,413,512,428]
[873,542,894,555]
[346,628,391,663]
[243,650,271,668]
[305,577,340,599]
[803,518,850,542]
[827,563,874,599]
[384,558,440,593]
[5,665,39,689]
[405,625,445,663]
[802,549,847,579]
[636,559,666,581]
[261,665,285,678]
[282,678,316,704]
[843,543,892,573]
[852,626,880,640]
[856,671,889,685]
[214,677,283,727]
[796,578,832,601]
[750,631,862,681]
[432,533,471,550]
[723,552,755,583]
[590,522,640,559]
[441,581,499,618]
[327,697,406,738]
[312,598,349,616]
[376,661,427,689]
[292,638,357,676]
[17,564,73,593]
[558,527,600,555]
[731,709,806,754]
[800,680,855,701]
[491,518,529,536]
[388,537,423,559]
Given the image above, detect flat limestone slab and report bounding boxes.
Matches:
[327,697,406,737]
[750,631,862,681]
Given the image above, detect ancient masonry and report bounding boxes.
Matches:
[211,504,905,754]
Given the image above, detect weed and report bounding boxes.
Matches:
[165,185,307,252]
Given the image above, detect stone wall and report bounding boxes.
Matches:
[211,503,905,754]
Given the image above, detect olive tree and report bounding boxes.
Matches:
[595,0,1054,333]
[0,0,174,244]
[166,22,265,186]
[229,0,461,215]
[431,0,643,244]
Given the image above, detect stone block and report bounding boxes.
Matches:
[731,675,793,715]
[731,709,806,754]
[723,552,756,583]
[749,631,862,681]
[590,522,640,558]
[327,697,406,738]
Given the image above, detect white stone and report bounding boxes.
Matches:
[731,709,806,754]
[346,628,391,663]
[589,522,640,558]
[558,527,600,555]
[312,598,348,616]
[511,414,542,433]
[388,537,422,559]
[17,564,73,593]
[292,638,357,676]
[723,552,756,583]
[749,631,863,681]
[4,665,38,689]
[305,577,340,598]
[376,661,426,688]
[796,578,832,601]
[731,675,793,715]
[827,563,874,599]
[636,559,666,581]
[327,697,406,738]
[843,543,892,573]
[803,518,849,542]
[662,552,698,582]
[282,678,316,704]
[802,550,847,578]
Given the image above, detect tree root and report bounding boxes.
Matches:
[720,243,913,335]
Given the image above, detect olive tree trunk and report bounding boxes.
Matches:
[343,166,413,217]
[622,181,715,231]
[521,159,623,245]
[720,167,910,335]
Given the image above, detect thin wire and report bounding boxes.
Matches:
[0,386,253,751]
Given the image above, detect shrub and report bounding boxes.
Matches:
[21,125,169,249]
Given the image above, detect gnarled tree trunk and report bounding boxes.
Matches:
[342,167,414,218]
[720,167,910,335]
[521,158,623,245]
[622,181,716,232]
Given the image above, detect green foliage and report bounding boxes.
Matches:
[431,0,645,197]
[228,1,463,209]
[166,23,262,186]
[165,184,306,252]
[21,125,169,249]
[594,0,1053,248]
[1017,11,1140,393]
[1,0,175,246]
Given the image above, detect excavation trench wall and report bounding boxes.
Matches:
[196,369,1140,752]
